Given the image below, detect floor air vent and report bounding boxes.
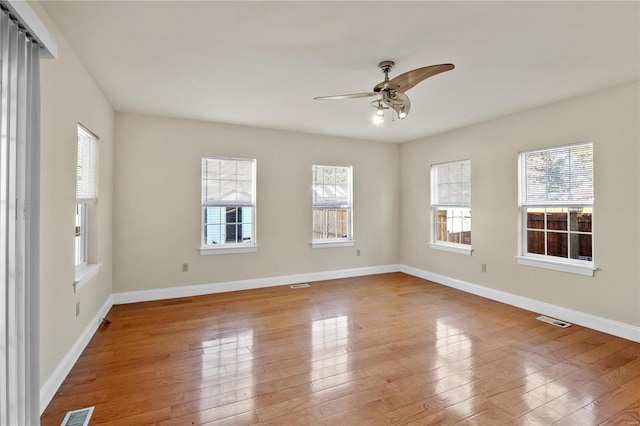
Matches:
[290,283,310,289]
[61,406,94,426]
[537,315,571,328]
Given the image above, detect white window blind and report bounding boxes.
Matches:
[312,165,351,208]
[521,142,593,206]
[76,125,98,203]
[202,157,256,207]
[432,160,471,206]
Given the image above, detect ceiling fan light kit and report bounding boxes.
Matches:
[314,60,454,124]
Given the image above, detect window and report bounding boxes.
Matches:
[201,157,257,255]
[312,165,354,248]
[74,124,101,290]
[430,160,471,255]
[75,124,98,268]
[518,142,594,276]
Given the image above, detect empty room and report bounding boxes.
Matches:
[1,1,639,425]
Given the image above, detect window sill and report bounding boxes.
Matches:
[429,242,472,256]
[312,240,355,249]
[516,255,595,277]
[200,245,258,255]
[74,263,101,292]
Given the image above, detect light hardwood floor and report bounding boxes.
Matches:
[41,273,640,425]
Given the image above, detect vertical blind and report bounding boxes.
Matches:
[0,5,42,425]
[521,142,593,205]
[431,160,471,206]
[76,124,98,203]
[202,157,256,206]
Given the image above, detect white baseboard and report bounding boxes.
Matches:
[400,265,640,343]
[113,264,401,305]
[39,295,113,414]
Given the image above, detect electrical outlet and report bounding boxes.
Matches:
[356,250,361,256]
[76,302,80,317]
[182,263,189,272]
[481,264,487,273]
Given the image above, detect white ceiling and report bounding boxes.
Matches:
[41,1,639,144]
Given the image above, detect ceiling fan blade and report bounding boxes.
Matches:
[382,63,454,92]
[314,92,377,100]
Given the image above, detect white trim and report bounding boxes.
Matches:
[39,296,113,414]
[311,240,355,249]
[113,264,400,305]
[400,265,639,343]
[4,0,57,58]
[515,255,595,276]
[73,263,101,291]
[199,245,257,255]
[429,242,472,256]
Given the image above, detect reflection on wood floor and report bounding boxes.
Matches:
[40,273,640,425]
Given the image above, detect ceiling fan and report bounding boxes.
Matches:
[314,61,454,123]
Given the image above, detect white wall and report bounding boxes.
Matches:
[400,81,640,327]
[34,1,114,387]
[113,113,400,293]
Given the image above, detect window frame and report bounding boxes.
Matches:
[74,124,101,290]
[516,141,595,276]
[311,164,354,249]
[200,156,257,255]
[429,159,472,256]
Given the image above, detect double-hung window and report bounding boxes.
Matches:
[75,124,98,269]
[74,124,101,290]
[312,165,354,248]
[517,142,594,276]
[201,157,257,255]
[430,160,472,255]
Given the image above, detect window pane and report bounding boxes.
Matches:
[570,233,592,261]
[527,230,545,255]
[74,204,86,266]
[312,208,324,239]
[241,224,253,243]
[526,208,545,229]
[205,223,224,245]
[226,207,238,223]
[239,207,253,243]
[435,207,471,245]
[546,208,568,231]
[236,161,252,181]
[570,208,592,232]
[447,228,459,244]
[312,207,349,240]
[547,232,568,258]
[204,206,253,245]
[323,167,335,185]
[432,160,471,205]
